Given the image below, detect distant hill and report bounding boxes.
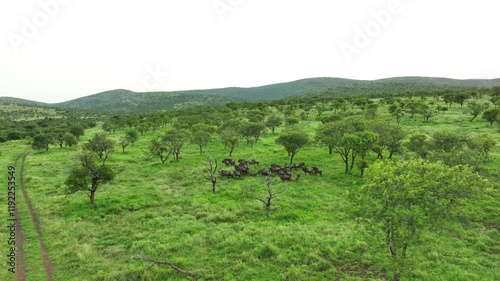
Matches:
[0,97,53,108]
[1,77,499,113]
[51,89,238,113]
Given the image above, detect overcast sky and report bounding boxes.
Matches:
[1,0,499,103]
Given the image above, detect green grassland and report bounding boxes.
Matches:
[0,97,499,280]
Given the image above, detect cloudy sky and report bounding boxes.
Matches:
[1,0,499,103]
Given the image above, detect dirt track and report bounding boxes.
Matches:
[13,153,26,281]
[17,152,54,281]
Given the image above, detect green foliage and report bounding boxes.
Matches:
[407,133,430,159]
[190,124,216,154]
[84,134,114,159]
[265,115,283,134]
[125,130,139,145]
[31,133,52,151]
[70,124,85,140]
[482,108,500,126]
[275,129,310,163]
[468,101,490,122]
[65,150,115,204]
[61,132,77,148]
[163,129,190,161]
[149,137,170,164]
[355,159,487,277]
[220,129,240,156]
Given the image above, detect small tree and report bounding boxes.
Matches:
[119,137,129,153]
[220,129,240,156]
[65,150,115,205]
[482,108,500,126]
[63,132,78,148]
[163,129,190,161]
[191,124,215,154]
[149,138,170,164]
[31,133,51,151]
[246,176,288,217]
[69,124,85,140]
[240,122,266,147]
[203,155,218,193]
[84,134,114,159]
[275,129,309,164]
[468,101,490,122]
[265,115,283,134]
[126,130,139,145]
[406,133,430,159]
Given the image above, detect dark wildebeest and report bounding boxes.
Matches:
[312,167,323,176]
[249,159,260,165]
[258,169,271,176]
[222,158,235,166]
[302,167,313,175]
[220,170,234,177]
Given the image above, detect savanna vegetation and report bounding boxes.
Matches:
[0,86,499,280]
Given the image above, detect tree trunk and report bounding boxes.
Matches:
[90,189,96,205]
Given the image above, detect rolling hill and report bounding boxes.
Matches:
[1,77,499,113]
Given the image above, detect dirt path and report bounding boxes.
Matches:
[19,152,54,281]
[13,153,26,281]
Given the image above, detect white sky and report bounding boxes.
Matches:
[1,0,499,103]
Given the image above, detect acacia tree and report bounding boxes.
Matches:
[367,121,406,159]
[69,124,85,140]
[321,118,366,173]
[63,132,78,148]
[354,159,486,281]
[350,131,379,176]
[482,108,500,126]
[163,129,190,161]
[65,149,115,205]
[149,138,170,164]
[265,115,283,134]
[388,103,404,124]
[467,101,490,122]
[220,129,240,156]
[241,122,266,147]
[275,129,309,164]
[84,134,114,159]
[126,130,139,145]
[119,137,129,153]
[190,124,216,154]
[31,133,51,151]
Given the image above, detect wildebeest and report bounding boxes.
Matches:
[302,167,313,175]
[312,167,322,176]
[222,158,235,166]
[234,165,249,174]
[220,170,234,177]
[279,174,292,182]
[249,159,260,165]
[258,169,271,176]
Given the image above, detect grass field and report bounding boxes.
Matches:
[0,98,498,280]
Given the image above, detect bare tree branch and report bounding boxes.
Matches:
[132,252,198,278]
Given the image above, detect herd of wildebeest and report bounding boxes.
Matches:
[219,158,322,182]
